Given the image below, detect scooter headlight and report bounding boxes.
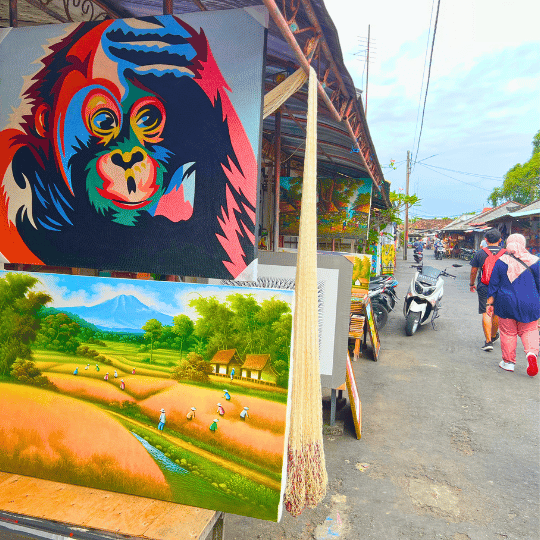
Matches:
[414,282,423,294]
[423,286,436,295]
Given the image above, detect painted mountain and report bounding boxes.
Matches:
[59,295,174,333]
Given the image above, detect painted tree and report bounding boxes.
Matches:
[172,314,194,358]
[142,319,163,363]
[36,312,80,353]
[171,352,212,382]
[0,273,51,376]
[488,130,540,206]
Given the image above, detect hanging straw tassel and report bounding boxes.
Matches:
[284,66,328,516]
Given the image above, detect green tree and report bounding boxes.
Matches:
[171,352,212,382]
[488,130,540,206]
[36,312,80,353]
[0,273,51,376]
[11,359,53,388]
[172,314,194,358]
[142,319,163,363]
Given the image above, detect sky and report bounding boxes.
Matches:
[0,272,293,321]
[325,0,540,219]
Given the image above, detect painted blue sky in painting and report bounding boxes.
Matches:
[0,271,293,322]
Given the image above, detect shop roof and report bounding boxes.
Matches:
[507,199,540,218]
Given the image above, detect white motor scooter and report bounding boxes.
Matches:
[403,264,461,336]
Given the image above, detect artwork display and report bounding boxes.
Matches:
[342,253,372,299]
[0,10,266,279]
[364,297,380,362]
[0,270,293,521]
[279,177,372,240]
[381,244,396,274]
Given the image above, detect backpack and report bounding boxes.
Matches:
[480,247,506,285]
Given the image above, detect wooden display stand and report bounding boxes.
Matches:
[0,474,223,540]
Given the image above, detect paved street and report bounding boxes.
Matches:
[226,250,540,539]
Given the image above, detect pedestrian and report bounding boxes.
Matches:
[240,406,249,420]
[114,370,118,378]
[223,389,231,401]
[230,367,235,381]
[486,233,539,375]
[469,228,504,351]
[186,407,196,420]
[73,367,78,375]
[120,379,125,390]
[104,372,109,381]
[217,403,225,416]
[158,408,166,430]
[209,418,219,432]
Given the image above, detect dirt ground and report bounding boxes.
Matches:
[225,251,539,540]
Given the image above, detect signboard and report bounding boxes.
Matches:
[0,10,266,279]
[364,297,381,362]
[279,177,372,240]
[345,353,361,439]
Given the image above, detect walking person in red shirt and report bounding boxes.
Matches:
[470,229,505,351]
[486,234,540,375]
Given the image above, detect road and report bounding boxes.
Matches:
[225,251,539,539]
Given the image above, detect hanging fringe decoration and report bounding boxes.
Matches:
[284,66,328,516]
[263,67,308,119]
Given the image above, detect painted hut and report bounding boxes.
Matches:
[241,354,278,384]
[210,349,242,376]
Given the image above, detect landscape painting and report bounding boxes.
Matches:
[0,271,293,521]
[279,177,372,239]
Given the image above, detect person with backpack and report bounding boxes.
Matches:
[486,234,539,375]
[469,229,504,351]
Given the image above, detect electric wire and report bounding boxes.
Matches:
[412,0,441,170]
[419,163,503,180]
[417,162,493,192]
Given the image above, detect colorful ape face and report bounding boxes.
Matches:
[0,15,264,278]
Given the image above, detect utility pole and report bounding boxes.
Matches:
[365,25,370,115]
[403,150,410,260]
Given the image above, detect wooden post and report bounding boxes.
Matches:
[9,0,17,27]
[163,0,173,15]
[273,110,282,251]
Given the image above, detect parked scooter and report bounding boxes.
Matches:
[403,264,461,336]
[434,243,445,260]
[368,275,399,330]
[413,247,423,264]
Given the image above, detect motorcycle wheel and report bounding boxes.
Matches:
[381,291,396,310]
[371,299,389,330]
[405,311,421,336]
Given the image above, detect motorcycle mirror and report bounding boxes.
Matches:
[452,264,463,267]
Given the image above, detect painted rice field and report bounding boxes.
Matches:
[0,271,293,521]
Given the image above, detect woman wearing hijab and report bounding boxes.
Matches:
[486,234,540,376]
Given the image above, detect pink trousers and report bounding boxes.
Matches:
[498,318,539,364]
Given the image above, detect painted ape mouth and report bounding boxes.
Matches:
[111,199,152,210]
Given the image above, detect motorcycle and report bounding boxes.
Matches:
[368,274,399,330]
[403,264,461,336]
[434,244,445,260]
[413,247,423,264]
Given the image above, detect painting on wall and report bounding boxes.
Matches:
[279,177,372,240]
[342,253,372,300]
[0,10,267,279]
[381,244,396,274]
[0,270,293,521]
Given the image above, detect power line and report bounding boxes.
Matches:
[419,163,503,180]
[417,162,492,192]
[411,0,436,164]
[412,0,441,170]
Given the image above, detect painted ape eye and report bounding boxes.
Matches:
[83,91,121,145]
[131,98,166,144]
[91,110,118,134]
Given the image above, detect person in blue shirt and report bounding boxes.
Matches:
[486,234,539,376]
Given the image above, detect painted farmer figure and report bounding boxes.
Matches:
[209,418,219,432]
[223,389,231,401]
[187,407,196,420]
[104,372,109,381]
[158,409,166,431]
[240,407,249,420]
[132,368,136,375]
[114,370,118,378]
[470,228,504,351]
[95,364,100,371]
[120,379,125,390]
[85,364,90,370]
[73,367,78,375]
[230,367,235,381]
[217,403,225,416]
